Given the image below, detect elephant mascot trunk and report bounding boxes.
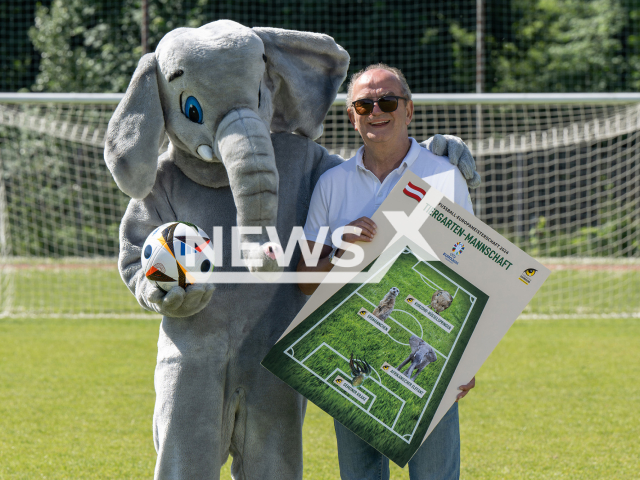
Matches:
[214,108,281,271]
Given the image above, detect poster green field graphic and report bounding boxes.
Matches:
[262,247,489,466]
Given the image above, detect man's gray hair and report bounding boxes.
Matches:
[346,63,412,109]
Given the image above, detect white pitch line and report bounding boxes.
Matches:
[412,267,442,291]
[287,254,400,352]
[286,345,409,443]
[415,260,475,301]
[294,357,409,442]
[355,292,417,345]
[412,261,442,289]
[407,291,478,439]
[355,292,448,359]
[391,308,424,339]
[387,315,419,340]
[302,344,404,407]
[325,367,379,409]
[302,343,328,364]
[391,402,405,430]
[432,346,448,361]
[324,367,341,382]
[402,251,483,440]
[320,343,389,393]
[357,283,452,361]
[370,364,383,384]
[360,384,377,412]
[356,292,376,308]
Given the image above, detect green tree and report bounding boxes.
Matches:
[0,1,50,92]
[623,0,640,90]
[451,0,627,92]
[29,0,208,93]
[494,0,625,92]
[448,21,476,91]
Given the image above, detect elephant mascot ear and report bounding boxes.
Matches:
[253,28,350,140]
[104,53,165,199]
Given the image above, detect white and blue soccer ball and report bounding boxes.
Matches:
[141,221,214,291]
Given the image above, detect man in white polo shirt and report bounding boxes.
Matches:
[297,64,475,480]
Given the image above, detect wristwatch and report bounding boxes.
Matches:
[327,246,338,263]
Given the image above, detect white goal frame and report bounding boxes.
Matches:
[0,92,638,318]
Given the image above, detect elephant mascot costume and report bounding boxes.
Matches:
[104,20,479,480]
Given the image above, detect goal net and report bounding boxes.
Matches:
[1,94,638,317]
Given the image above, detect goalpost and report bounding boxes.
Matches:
[0,93,638,318]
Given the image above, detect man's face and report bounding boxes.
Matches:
[348,69,414,145]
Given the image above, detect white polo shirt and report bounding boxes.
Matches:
[304,137,474,247]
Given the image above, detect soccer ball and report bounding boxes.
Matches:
[141,222,214,291]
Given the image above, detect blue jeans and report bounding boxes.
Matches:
[334,403,460,480]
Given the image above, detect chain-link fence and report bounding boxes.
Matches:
[1,94,639,317]
[4,0,640,94]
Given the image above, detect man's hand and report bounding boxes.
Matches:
[456,376,475,402]
[341,217,377,245]
[297,217,377,296]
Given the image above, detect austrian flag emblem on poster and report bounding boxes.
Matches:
[403,181,426,202]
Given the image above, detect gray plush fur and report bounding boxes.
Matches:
[422,134,482,188]
[104,53,165,198]
[104,19,480,480]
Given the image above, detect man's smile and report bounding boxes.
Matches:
[370,120,390,126]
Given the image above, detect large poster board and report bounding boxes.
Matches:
[262,171,550,467]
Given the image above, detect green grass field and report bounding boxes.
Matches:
[2,265,146,315]
[2,261,639,317]
[262,251,489,465]
[0,317,638,479]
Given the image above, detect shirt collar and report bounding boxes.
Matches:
[356,147,367,170]
[356,137,420,173]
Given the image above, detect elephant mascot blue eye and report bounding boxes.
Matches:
[184,96,203,124]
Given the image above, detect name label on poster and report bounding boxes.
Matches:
[357,308,391,333]
[405,295,453,333]
[381,362,426,398]
[334,376,369,404]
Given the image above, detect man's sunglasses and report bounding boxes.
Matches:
[351,95,408,116]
